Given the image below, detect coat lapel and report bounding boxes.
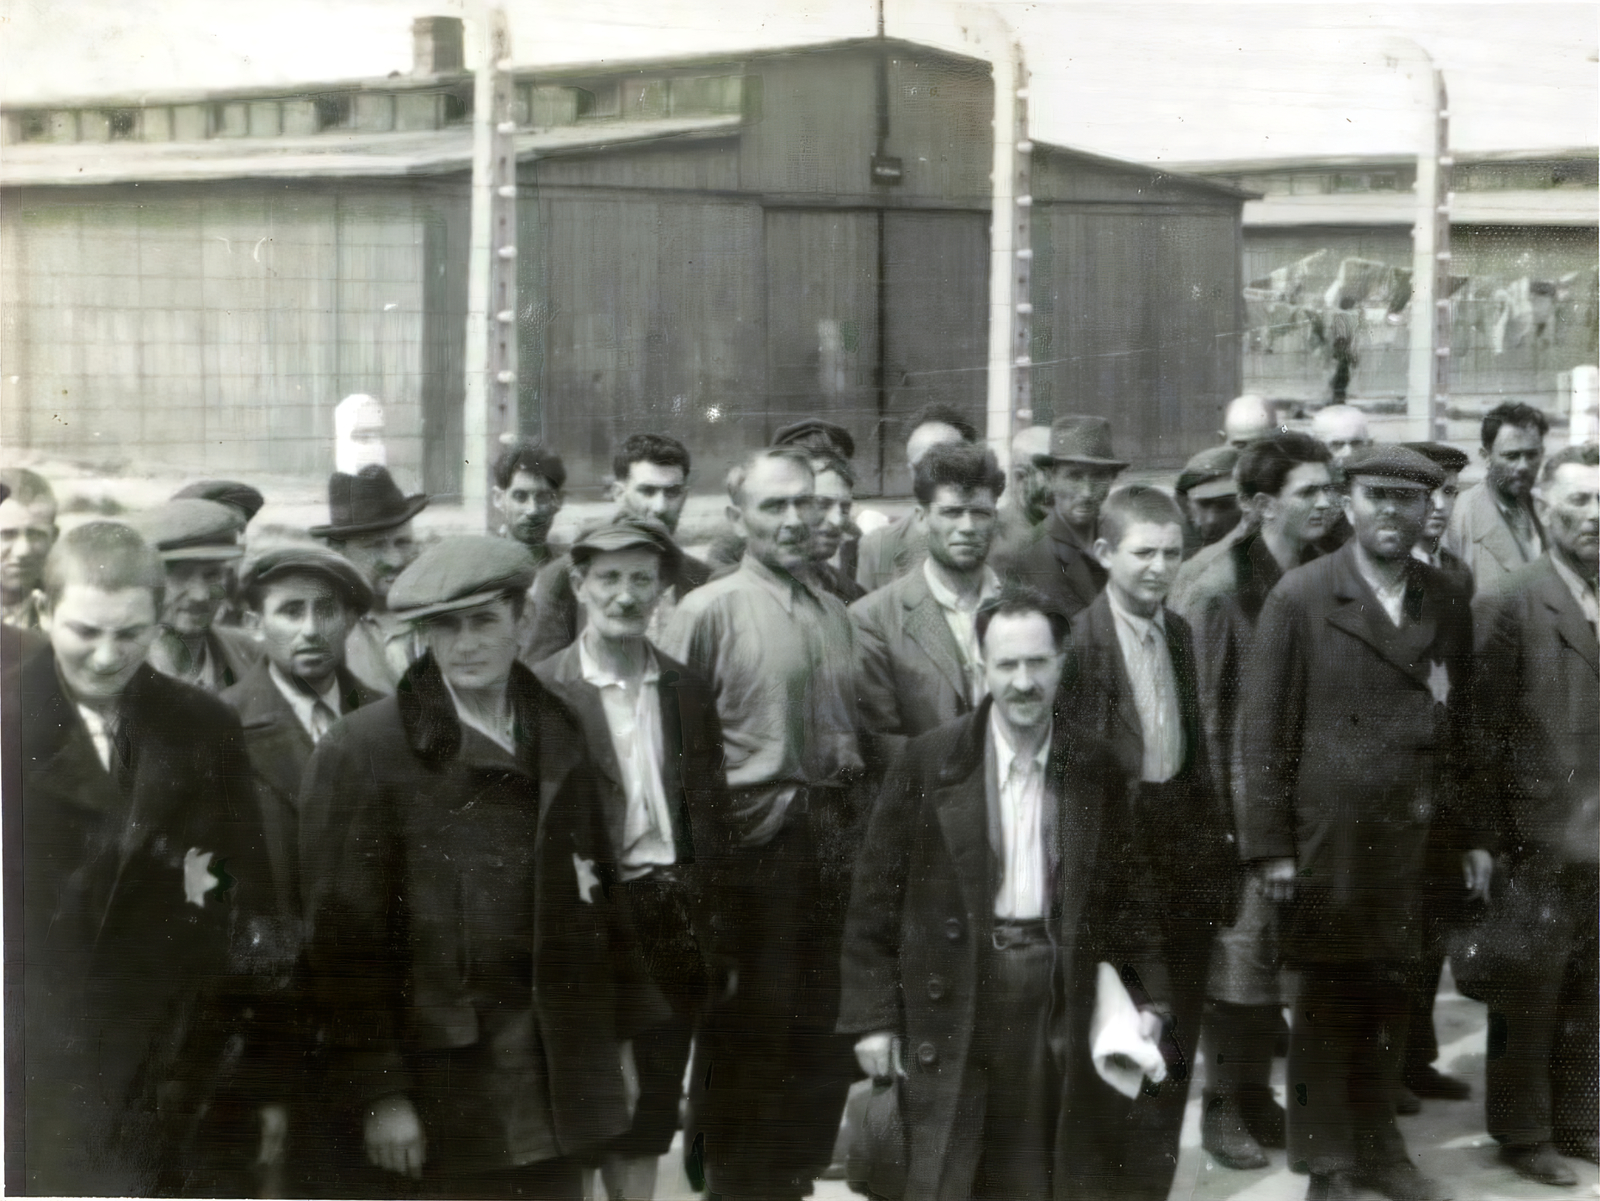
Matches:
[1086,594,1143,743]
[1535,559,1600,677]
[932,709,993,925]
[901,573,970,700]
[1048,515,1099,606]
[1323,547,1441,688]
[231,663,315,803]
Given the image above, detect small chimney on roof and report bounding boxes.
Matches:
[413,16,465,75]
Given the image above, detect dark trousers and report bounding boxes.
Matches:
[1289,962,1411,1176]
[1487,863,1599,1148]
[1401,851,1463,1080]
[613,871,705,1159]
[944,928,1058,1201]
[687,813,853,1201]
[419,1157,583,1200]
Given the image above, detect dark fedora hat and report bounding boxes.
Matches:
[1033,415,1129,471]
[309,465,429,539]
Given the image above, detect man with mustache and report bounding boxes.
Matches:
[1170,432,1335,1170]
[1063,485,1238,1201]
[992,414,1128,622]
[312,464,428,694]
[131,497,263,691]
[8,521,269,1195]
[1473,443,1599,1185]
[1446,401,1550,591]
[662,447,864,1201]
[852,441,1005,773]
[840,585,1169,1201]
[533,516,731,1201]
[492,439,566,568]
[1175,446,1244,559]
[1240,445,1493,1201]
[0,467,58,631]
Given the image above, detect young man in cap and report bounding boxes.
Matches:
[129,497,263,691]
[773,419,863,582]
[299,535,662,1200]
[1169,432,1335,1170]
[522,433,712,665]
[1473,444,1599,1185]
[174,479,267,525]
[1176,445,1243,558]
[851,441,1006,773]
[808,453,867,604]
[0,467,58,630]
[1445,401,1550,591]
[532,516,731,1201]
[991,414,1129,622]
[662,447,865,1201]
[841,584,1171,1201]
[1240,445,1494,1201]
[1407,442,1473,594]
[311,463,428,693]
[492,439,567,568]
[855,403,979,594]
[7,521,270,1195]
[1062,484,1237,1201]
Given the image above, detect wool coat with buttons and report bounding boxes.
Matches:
[837,699,1170,1201]
[297,652,668,1170]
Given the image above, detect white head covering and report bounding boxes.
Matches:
[334,394,387,474]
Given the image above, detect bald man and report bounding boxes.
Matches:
[1222,395,1275,449]
[1311,405,1373,467]
[996,425,1054,542]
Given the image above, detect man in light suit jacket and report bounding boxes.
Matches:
[840,586,1170,1201]
[532,516,732,1201]
[1063,485,1238,1201]
[852,442,1006,773]
[1445,401,1549,591]
[1472,444,1599,1186]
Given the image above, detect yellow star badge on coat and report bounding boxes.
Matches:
[183,847,219,908]
[1426,660,1451,706]
[573,853,600,905]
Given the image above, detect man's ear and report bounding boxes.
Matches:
[241,608,262,635]
[727,504,747,538]
[605,478,623,504]
[567,565,587,597]
[490,485,506,510]
[1091,536,1114,569]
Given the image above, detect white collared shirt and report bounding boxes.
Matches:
[442,676,518,754]
[991,711,1050,920]
[923,559,1000,704]
[268,662,343,742]
[1106,589,1184,784]
[1411,545,1441,570]
[1550,553,1600,636]
[1355,554,1409,627]
[578,634,678,879]
[76,702,118,773]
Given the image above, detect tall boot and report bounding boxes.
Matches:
[1239,1004,1288,1149]
[1203,1003,1271,1170]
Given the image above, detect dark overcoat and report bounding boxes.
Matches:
[849,566,980,771]
[837,701,1169,1201]
[297,652,667,1169]
[1472,554,1598,865]
[6,653,270,1196]
[1063,591,1238,931]
[1237,542,1488,966]
[990,511,1106,622]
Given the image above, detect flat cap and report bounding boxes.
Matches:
[570,515,683,573]
[1343,444,1445,490]
[1404,441,1470,475]
[173,479,266,523]
[1176,445,1240,500]
[126,498,245,561]
[239,539,373,614]
[388,536,537,623]
[772,418,856,461]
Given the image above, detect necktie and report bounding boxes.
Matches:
[310,699,337,742]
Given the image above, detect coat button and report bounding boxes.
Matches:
[926,975,947,1001]
[944,917,963,941]
[917,1042,938,1067]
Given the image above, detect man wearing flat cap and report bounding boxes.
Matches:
[1239,445,1493,1201]
[533,516,732,1201]
[311,464,428,693]
[174,479,267,525]
[1406,442,1473,596]
[1176,445,1243,558]
[992,414,1129,622]
[129,497,263,691]
[299,535,663,1200]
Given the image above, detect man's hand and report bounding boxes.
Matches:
[365,1094,425,1179]
[1462,848,1493,902]
[256,1102,288,1168]
[854,1032,900,1081]
[1260,857,1297,903]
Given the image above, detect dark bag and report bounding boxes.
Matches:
[846,1076,908,1200]
[1446,856,1567,1004]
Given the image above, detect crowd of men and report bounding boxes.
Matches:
[0,394,1595,1201]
